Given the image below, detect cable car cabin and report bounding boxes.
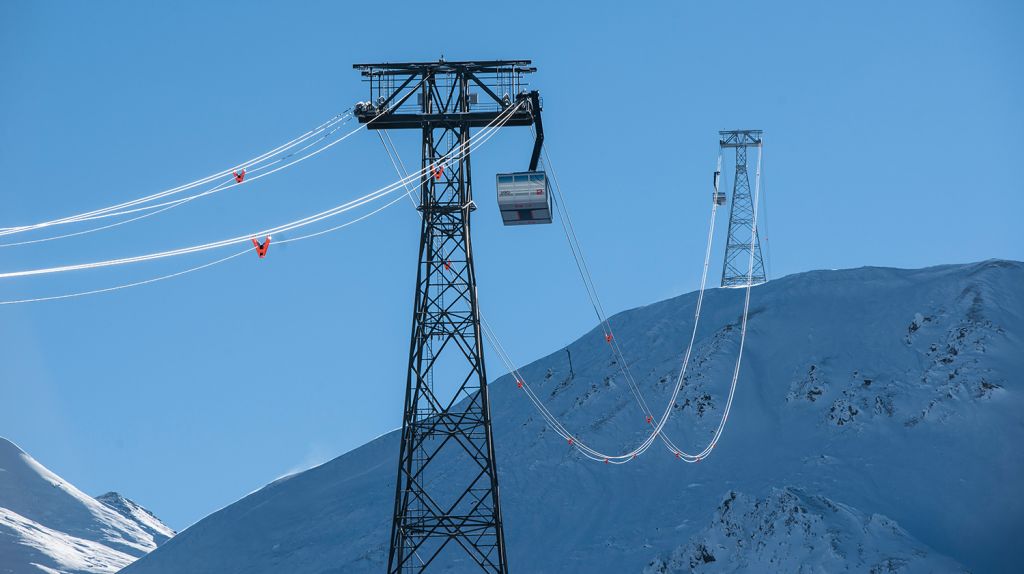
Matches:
[713,191,727,206]
[496,171,552,226]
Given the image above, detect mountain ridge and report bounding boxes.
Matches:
[119,260,1023,573]
[0,437,174,574]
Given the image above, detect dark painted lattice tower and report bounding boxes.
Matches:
[719,129,766,287]
[352,59,541,574]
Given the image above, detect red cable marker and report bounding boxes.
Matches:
[234,169,246,183]
[432,165,443,181]
[251,236,271,259]
[516,380,523,389]
[567,438,574,446]
[645,415,653,424]
[605,333,613,344]
[603,458,609,464]
[443,260,452,271]
[675,451,682,459]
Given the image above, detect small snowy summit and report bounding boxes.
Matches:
[0,438,174,574]
[93,493,174,549]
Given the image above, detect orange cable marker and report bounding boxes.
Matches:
[251,236,271,259]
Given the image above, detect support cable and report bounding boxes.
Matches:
[0,114,359,248]
[479,137,764,463]
[0,112,353,237]
[0,190,414,305]
[0,99,521,293]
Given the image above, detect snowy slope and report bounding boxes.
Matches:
[0,438,174,574]
[122,260,1024,573]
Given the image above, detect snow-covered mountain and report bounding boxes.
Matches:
[122,260,1023,573]
[0,438,174,574]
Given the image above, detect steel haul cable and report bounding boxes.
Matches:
[0,99,523,301]
[463,133,766,464]
[548,143,763,462]
[0,191,414,305]
[1,112,350,231]
[0,114,361,248]
[0,112,353,237]
[0,114,360,248]
[0,99,521,280]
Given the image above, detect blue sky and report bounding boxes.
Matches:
[1,1,1021,530]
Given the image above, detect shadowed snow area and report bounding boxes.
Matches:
[0,439,174,573]
[118,260,1022,573]
[644,488,967,573]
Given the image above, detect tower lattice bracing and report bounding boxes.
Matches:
[719,129,766,287]
[352,60,540,574]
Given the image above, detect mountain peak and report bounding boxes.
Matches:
[0,437,174,573]
[96,491,176,544]
[0,435,27,457]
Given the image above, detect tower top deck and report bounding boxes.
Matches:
[352,58,539,130]
[353,59,535,76]
[719,129,763,148]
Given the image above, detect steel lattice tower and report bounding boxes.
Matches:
[352,59,542,574]
[719,129,766,287]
